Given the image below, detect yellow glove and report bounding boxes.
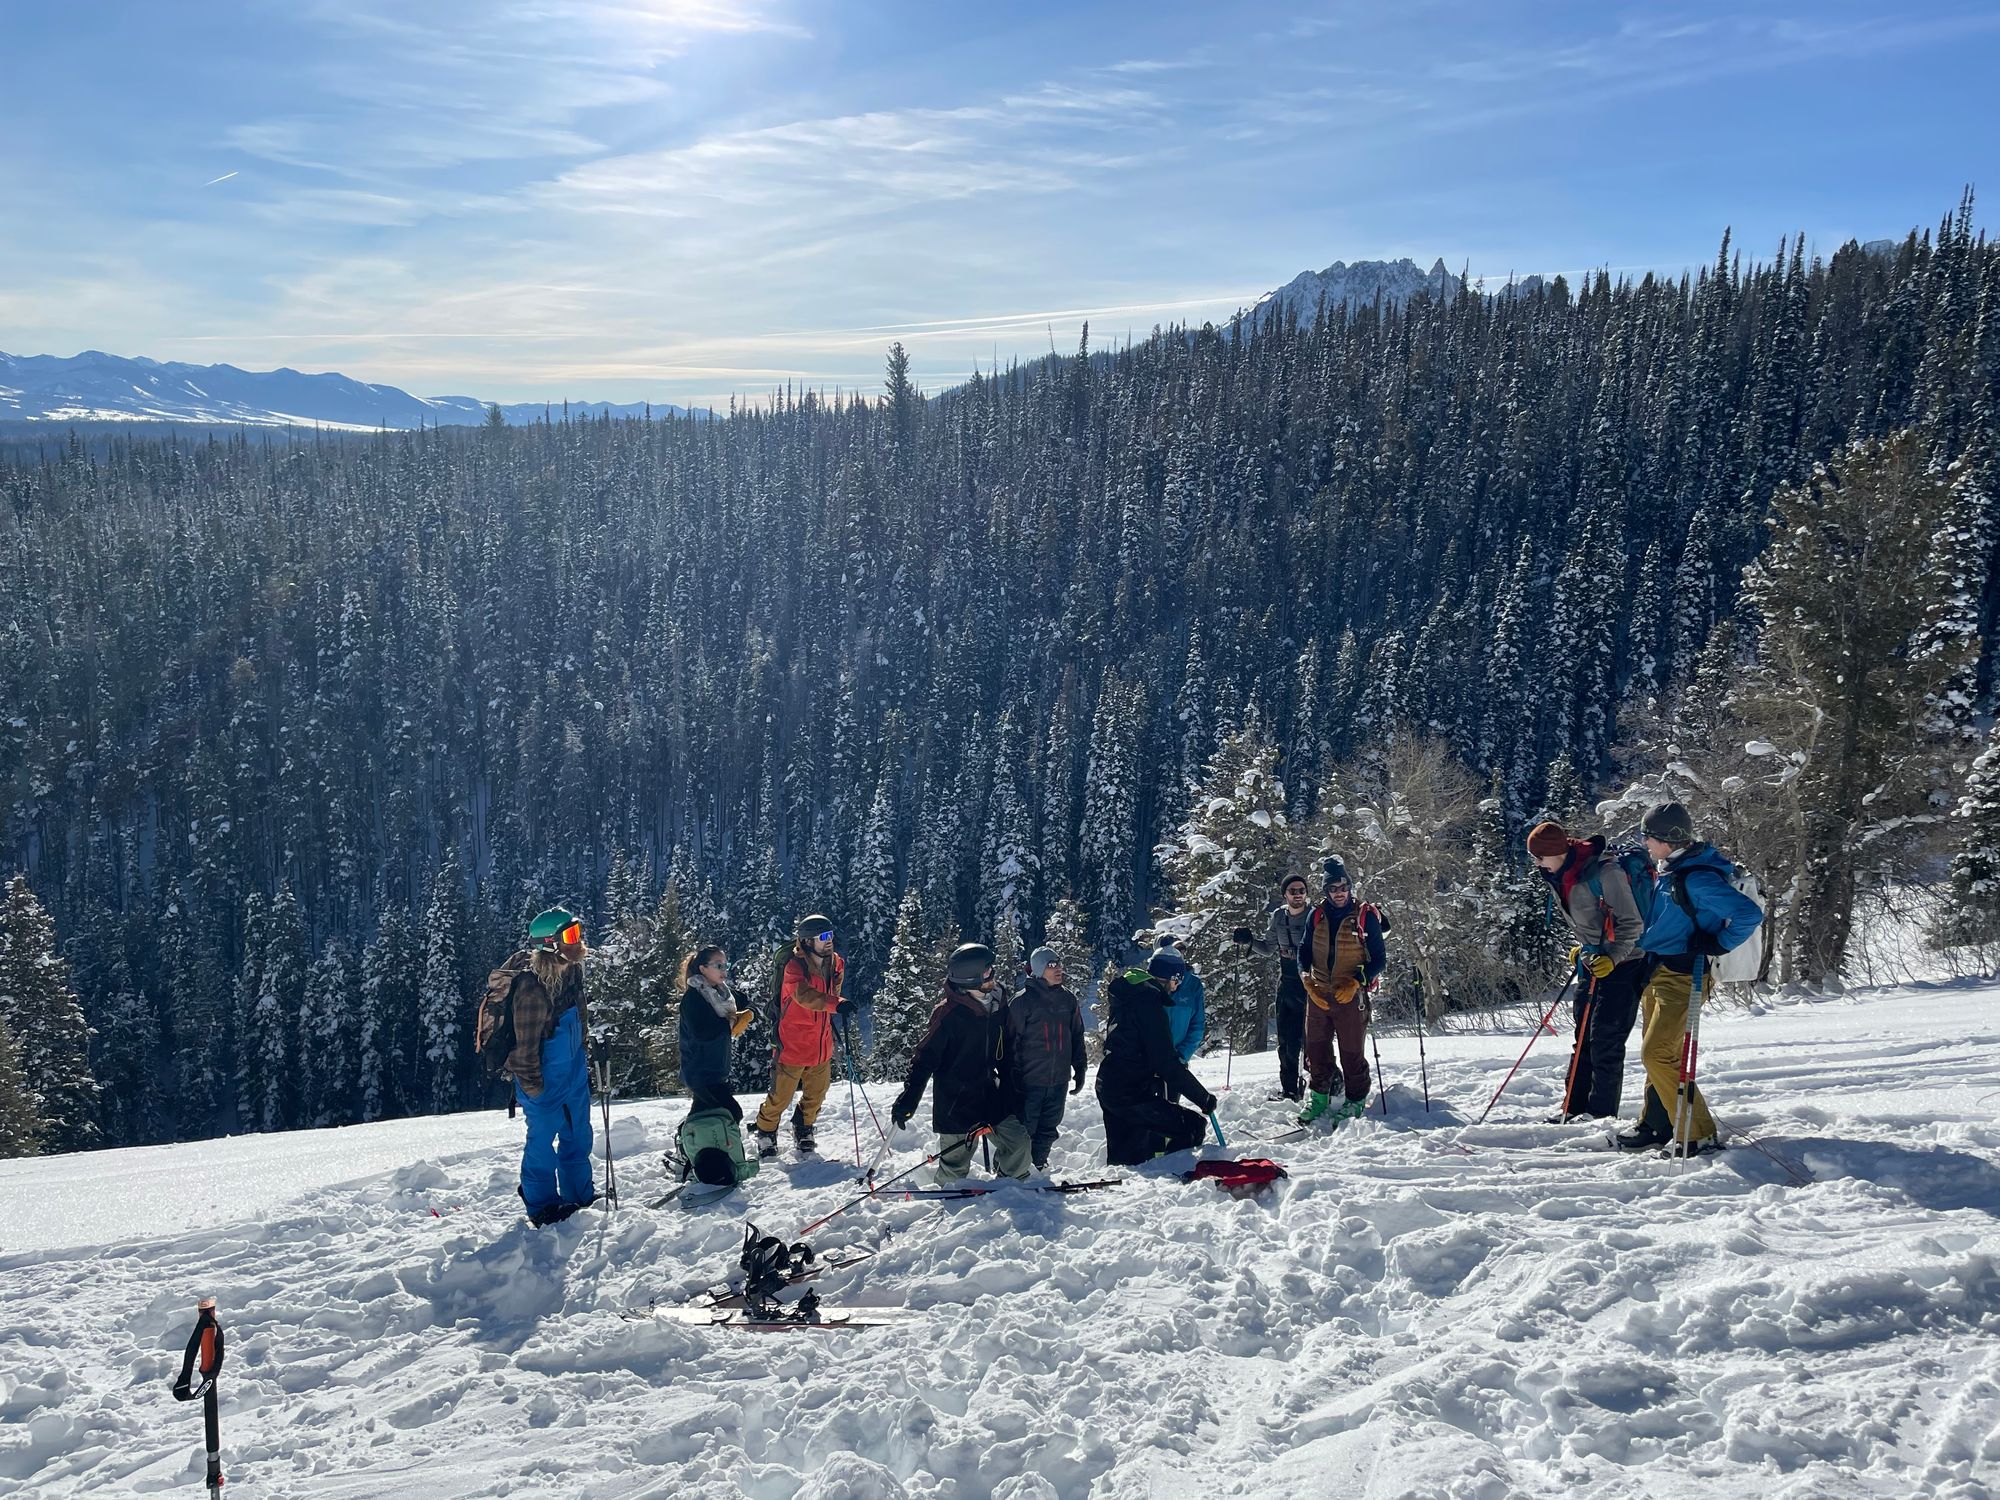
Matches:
[1333,977,1361,1004]
[729,1009,755,1038]
[1568,946,1614,980]
[1303,975,1335,1010]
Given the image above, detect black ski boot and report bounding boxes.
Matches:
[1614,1126,1671,1152]
[754,1128,779,1159]
[792,1114,817,1156]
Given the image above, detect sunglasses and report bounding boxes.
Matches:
[700,957,728,972]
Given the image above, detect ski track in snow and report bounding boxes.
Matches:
[1,985,1997,1498]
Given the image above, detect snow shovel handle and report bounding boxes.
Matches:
[1207,1111,1227,1148]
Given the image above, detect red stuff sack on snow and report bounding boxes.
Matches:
[1184,1158,1288,1193]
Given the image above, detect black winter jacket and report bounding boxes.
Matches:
[1095,970,1216,1114]
[1005,977,1086,1094]
[893,985,1006,1134]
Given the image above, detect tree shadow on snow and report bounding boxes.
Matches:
[1787,1136,2000,1216]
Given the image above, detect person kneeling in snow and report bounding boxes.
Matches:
[1004,945,1087,1172]
[891,944,1034,1183]
[477,907,596,1226]
[1096,951,1217,1166]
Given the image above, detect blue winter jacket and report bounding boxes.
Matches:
[1638,844,1763,959]
[1163,969,1207,1063]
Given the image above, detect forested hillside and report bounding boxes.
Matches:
[3,199,1996,1148]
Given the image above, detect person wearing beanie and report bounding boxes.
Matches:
[1232,872,1314,1101]
[1622,802,1764,1153]
[891,943,1033,1182]
[1527,820,1647,1122]
[1146,934,1208,1068]
[751,914,845,1159]
[473,908,596,1226]
[1294,858,1387,1125]
[1003,945,1088,1172]
[1095,949,1218,1165]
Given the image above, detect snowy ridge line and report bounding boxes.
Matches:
[2,984,1997,1496]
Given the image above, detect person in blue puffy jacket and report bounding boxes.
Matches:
[1620,802,1764,1154]
[1149,936,1207,1067]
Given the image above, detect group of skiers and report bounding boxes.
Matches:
[474,798,1762,1217]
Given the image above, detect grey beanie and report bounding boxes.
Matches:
[1641,801,1696,845]
[1028,946,1061,976]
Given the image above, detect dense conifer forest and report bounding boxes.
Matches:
[3,199,1996,1148]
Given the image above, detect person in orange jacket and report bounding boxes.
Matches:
[750,914,845,1158]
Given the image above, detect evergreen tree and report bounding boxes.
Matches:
[0,876,97,1151]
[0,1016,41,1158]
[418,850,468,1114]
[1740,431,1962,982]
[1154,719,1294,1052]
[1079,675,1141,949]
[299,939,357,1127]
[252,883,306,1133]
[870,889,934,1084]
[1937,723,2000,954]
[356,908,417,1122]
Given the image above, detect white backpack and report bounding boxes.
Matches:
[1710,863,1767,985]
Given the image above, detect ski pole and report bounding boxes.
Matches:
[839,1037,863,1169]
[1416,995,1430,1112]
[170,1297,225,1499]
[1671,955,1708,1170]
[837,1017,889,1144]
[857,1121,899,1186]
[800,1127,990,1238]
[1475,973,1578,1124]
[1207,1111,1228,1148]
[595,1057,619,1208]
[1370,1025,1389,1116]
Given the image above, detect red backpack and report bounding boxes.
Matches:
[1184,1158,1289,1194]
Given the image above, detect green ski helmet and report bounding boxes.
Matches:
[528,907,583,948]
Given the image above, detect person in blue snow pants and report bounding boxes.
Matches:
[495,908,597,1226]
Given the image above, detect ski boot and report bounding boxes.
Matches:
[1297,1091,1333,1125]
[1331,1098,1370,1126]
[792,1115,817,1156]
[754,1128,779,1159]
[1614,1125,1671,1152]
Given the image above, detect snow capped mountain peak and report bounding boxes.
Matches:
[0,347,700,428]
[1252,255,1458,326]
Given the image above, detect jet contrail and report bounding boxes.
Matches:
[203,171,238,187]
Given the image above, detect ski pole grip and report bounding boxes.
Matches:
[1207,1112,1228,1149]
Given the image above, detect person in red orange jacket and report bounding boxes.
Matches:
[750,914,845,1158]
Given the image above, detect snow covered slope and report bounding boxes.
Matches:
[2,984,1995,1497]
[0,349,694,429]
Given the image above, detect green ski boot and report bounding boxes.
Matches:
[1331,1097,1370,1126]
[1297,1091,1333,1125]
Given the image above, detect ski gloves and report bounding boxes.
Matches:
[1303,974,1363,1009]
[729,1008,756,1038]
[891,1102,914,1131]
[1230,926,1255,945]
[1568,946,1616,980]
[1071,1070,1086,1096]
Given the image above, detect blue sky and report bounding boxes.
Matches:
[3,1,1996,408]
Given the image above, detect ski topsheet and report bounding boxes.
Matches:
[651,1302,923,1331]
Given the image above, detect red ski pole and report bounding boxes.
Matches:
[1476,973,1577,1124]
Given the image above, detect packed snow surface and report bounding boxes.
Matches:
[1,983,1995,1497]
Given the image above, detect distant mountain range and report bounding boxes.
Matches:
[5,244,1908,428]
[1249,255,1552,326]
[0,349,700,429]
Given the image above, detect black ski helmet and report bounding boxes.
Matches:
[947,943,997,988]
[796,914,834,944]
